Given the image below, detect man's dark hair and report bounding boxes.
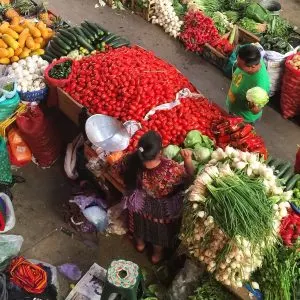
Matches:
[238,45,261,67]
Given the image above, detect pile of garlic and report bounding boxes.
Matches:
[6,55,48,93]
[150,0,183,38]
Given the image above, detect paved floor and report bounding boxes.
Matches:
[9,0,300,298]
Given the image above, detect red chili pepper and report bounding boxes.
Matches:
[231,124,253,139]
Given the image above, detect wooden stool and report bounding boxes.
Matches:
[101,260,144,300]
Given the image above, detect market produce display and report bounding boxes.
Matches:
[43,21,130,62]
[6,55,48,93]
[252,242,300,300]
[180,10,220,52]
[281,53,300,119]
[279,210,300,246]
[162,130,215,173]
[0,18,54,64]
[48,59,72,79]
[150,0,183,38]
[128,95,222,150]
[180,146,292,287]
[211,116,267,157]
[64,46,195,122]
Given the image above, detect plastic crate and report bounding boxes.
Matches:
[0,103,27,138]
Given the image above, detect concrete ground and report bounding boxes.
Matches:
[9,0,300,298]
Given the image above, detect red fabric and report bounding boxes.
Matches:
[0,210,5,231]
[16,106,61,167]
[295,147,300,174]
[280,54,300,119]
[8,256,47,294]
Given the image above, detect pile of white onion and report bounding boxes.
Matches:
[150,0,183,38]
[181,146,292,287]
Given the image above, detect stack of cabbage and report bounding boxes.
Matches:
[180,146,292,287]
[162,130,214,174]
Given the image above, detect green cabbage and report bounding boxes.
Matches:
[184,130,203,148]
[193,144,212,162]
[246,87,269,107]
[162,145,181,159]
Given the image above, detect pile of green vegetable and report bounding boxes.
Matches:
[49,60,72,79]
[188,273,236,300]
[260,35,291,54]
[292,180,300,207]
[43,20,130,62]
[212,12,231,35]
[206,172,274,242]
[252,242,300,300]
[162,130,214,174]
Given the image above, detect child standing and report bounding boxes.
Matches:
[120,131,194,264]
[226,44,270,124]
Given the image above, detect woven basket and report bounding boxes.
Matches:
[19,87,48,103]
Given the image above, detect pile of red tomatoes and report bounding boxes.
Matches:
[64,46,195,122]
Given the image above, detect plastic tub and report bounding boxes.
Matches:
[260,0,281,15]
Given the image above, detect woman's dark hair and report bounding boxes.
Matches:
[238,45,261,67]
[123,131,162,190]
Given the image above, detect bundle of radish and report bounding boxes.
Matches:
[43,21,130,62]
[180,146,292,287]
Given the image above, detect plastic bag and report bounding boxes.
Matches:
[16,105,61,167]
[167,259,205,300]
[0,192,15,233]
[280,54,300,119]
[58,263,82,281]
[264,47,299,96]
[0,235,23,271]
[8,128,32,166]
[44,58,75,88]
[82,206,108,232]
[0,92,20,121]
[0,137,12,185]
[0,75,17,99]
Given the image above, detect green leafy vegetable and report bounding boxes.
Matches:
[260,34,291,54]
[192,0,225,17]
[173,0,187,17]
[193,144,212,162]
[246,87,269,108]
[267,16,293,38]
[184,130,203,148]
[252,242,300,300]
[223,10,240,23]
[245,3,271,23]
[212,12,231,35]
[162,145,181,159]
[239,17,266,34]
[227,0,249,12]
[188,273,235,300]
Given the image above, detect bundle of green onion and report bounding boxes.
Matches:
[205,172,274,243]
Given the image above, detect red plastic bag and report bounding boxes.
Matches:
[44,58,75,88]
[295,147,300,174]
[16,106,61,168]
[280,54,300,119]
[7,128,32,166]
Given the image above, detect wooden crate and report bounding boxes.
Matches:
[131,0,155,21]
[57,88,85,125]
[202,27,260,71]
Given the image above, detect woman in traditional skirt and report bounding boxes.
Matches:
[120,131,194,264]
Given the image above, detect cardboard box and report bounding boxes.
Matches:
[57,88,86,125]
